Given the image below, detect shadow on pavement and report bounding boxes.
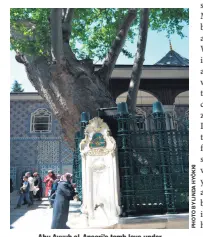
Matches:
[10,191,48,227]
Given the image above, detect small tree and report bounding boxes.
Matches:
[11,80,24,92]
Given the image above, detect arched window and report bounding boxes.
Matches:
[30,108,52,133]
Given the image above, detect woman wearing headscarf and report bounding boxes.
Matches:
[51,174,61,194]
[51,173,76,229]
[48,174,61,208]
[43,170,56,197]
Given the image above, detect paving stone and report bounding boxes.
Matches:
[10,193,189,229]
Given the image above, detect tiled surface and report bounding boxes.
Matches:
[60,141,73,165]
[10,101,74,188]
[37,141,60,164]
[10,140,38,166]
[10,100,188,190]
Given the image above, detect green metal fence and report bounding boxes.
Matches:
[73,102,189,216]
[72,113,89,201]
[72,131,82,200]
[116,104,189,215]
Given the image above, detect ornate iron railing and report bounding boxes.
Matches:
[72,131,82,200]
[116,110,189,215]
[72,113,89,201]
[73,103,189,215]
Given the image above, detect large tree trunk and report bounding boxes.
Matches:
[23,55,116,147]
[13,8,138,147]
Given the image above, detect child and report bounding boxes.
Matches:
[14,176,32,209]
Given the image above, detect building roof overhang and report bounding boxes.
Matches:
[10,64,189,101]
[107,65,189,80]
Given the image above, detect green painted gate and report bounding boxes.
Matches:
[73,102,189,216]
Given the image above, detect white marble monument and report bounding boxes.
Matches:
[79,117,121,228]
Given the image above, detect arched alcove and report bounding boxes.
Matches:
[174,91,189,105]
[116,90,158,105]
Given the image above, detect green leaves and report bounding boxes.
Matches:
[149,8,189,38]
[11,80,24,92]
[10,8,51,56]
[10,8,189,60]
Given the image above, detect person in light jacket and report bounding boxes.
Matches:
[25,172,34,205]
[51,173,76,229]
[14,176,32,209]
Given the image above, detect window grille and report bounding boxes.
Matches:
[30,108,52,133]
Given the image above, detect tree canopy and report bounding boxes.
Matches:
[10,8,189,145]
[10,8,189,62]
[11,80,24,92]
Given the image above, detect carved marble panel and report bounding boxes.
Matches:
[80,117,120,227]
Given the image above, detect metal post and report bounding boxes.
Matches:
[73,112,90,202]
[153,101,176,213]
[116,102,135,216]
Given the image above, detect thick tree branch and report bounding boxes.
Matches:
[62,8,74,43]
[50,8,64,64]
[126,8,149,113]
[62,8,68,21]
[97,9,137,86]
[61,8,79,65]
[15,51,28,65]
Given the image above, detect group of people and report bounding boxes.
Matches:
[13,170,77,229]
[14,171,43,208]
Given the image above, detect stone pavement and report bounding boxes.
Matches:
[10,191,189,229]
[10,191,82,229]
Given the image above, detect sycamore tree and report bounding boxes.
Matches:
[11,80,24,92]
[10,8,188,145]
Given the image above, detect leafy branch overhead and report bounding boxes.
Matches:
[10,8,189,146]
[10,8,189,61]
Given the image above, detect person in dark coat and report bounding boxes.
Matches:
[51,174,61,195]
[10,178,13,193]
[33,172,43,200]
[48,174,61,208]
[51,173,76,229]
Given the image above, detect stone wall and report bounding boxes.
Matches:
[10,100,73,189]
